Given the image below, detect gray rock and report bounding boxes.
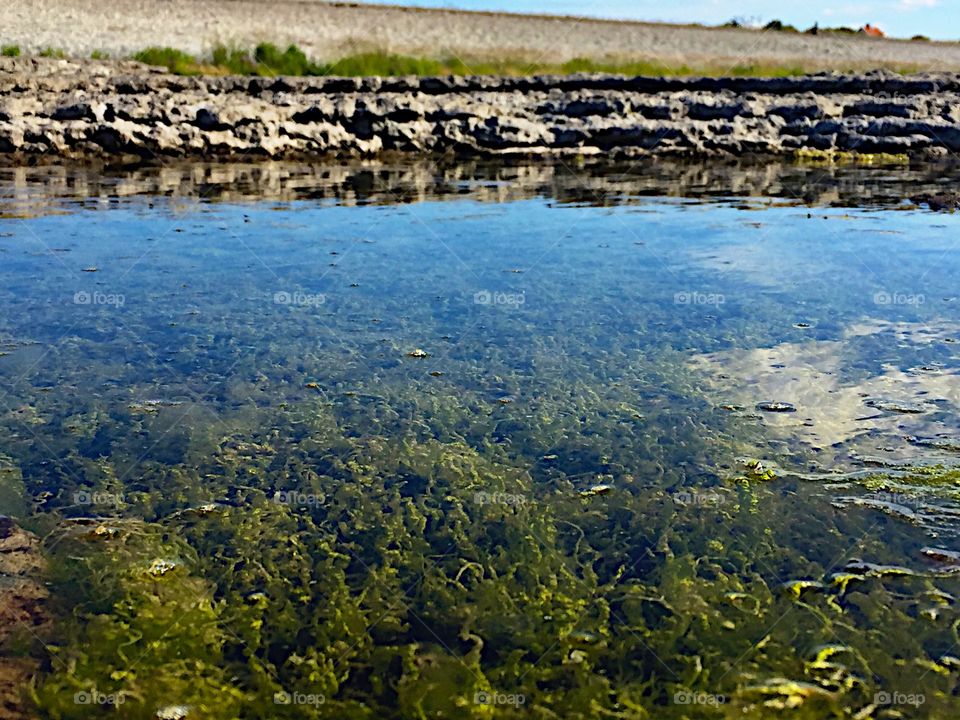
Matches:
[4,57,960,161]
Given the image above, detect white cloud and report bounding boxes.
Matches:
[899,0,939,8]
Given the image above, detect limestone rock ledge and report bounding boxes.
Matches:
[3,57,960,162]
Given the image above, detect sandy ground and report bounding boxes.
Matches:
[5,0,960,70]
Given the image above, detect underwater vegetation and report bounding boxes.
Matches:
[19,415,960,719]
[0,162,958,718]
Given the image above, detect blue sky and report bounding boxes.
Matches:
[363,1,955,39]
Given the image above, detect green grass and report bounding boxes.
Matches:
[132,47,199,75]
[13,42,926,79]
[127,44,836,79]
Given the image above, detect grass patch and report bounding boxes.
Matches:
[133,46,200,75]
[136,43,330,76]
[129,44,831,79]
[1,45,20,58]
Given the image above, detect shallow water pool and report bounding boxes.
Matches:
[1,160,959,718]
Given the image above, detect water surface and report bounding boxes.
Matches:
[1,160,959,718]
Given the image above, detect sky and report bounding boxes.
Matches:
[361,0,956,40]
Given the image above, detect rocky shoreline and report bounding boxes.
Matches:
[4,57,960,162]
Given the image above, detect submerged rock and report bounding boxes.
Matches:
[921,546,960,564]
[908,435,960,452]
[863,398,927,414]
[756,401,797,413]
[0,517,50,719]
[156,705,191,720]
[579,483,614,497]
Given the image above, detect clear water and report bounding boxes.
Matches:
[1,161,959,718]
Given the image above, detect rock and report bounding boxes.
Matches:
[4,57,960,160]
[0,123,23,153]
[686,98,757,121]
[911,191,960,210]
[0,517,49,720]
[863,398,926,413]
[194,107,227,131]
[52,101,98,121]
[756,401,797,413]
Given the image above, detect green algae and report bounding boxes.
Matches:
[23,420,960,718]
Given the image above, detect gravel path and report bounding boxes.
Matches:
[5,0,960,70]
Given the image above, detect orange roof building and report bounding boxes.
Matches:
[861,24,885,37]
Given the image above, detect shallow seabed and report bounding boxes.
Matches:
[1,159,959,718]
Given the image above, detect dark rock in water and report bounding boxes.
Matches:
[908,435,960,452]
[864,398,926,414]
[756,401,797,413]
[922,547,960,564]
[911,192,960,211]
